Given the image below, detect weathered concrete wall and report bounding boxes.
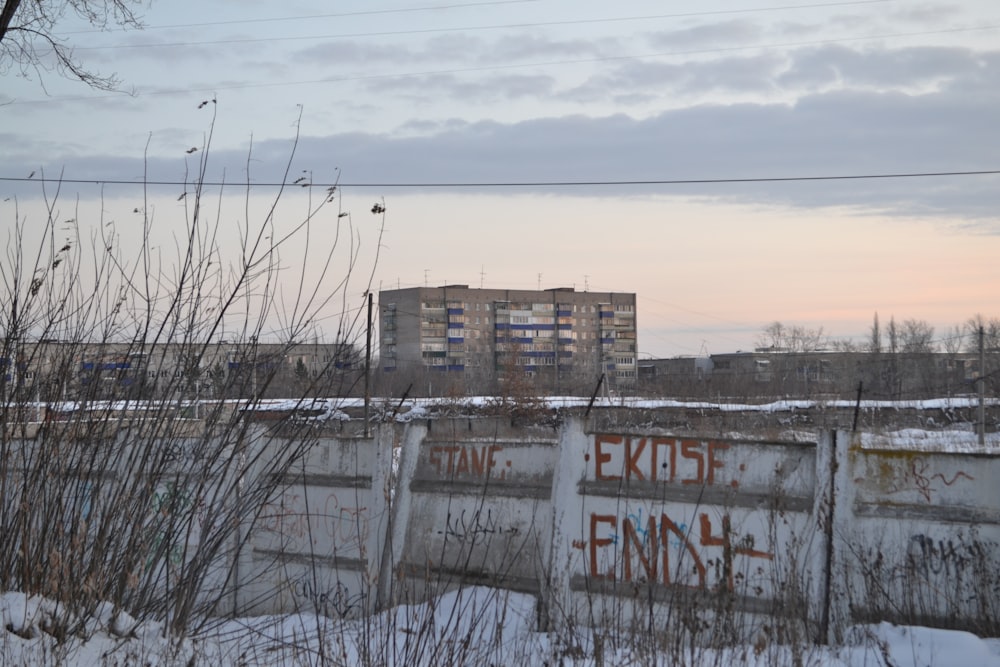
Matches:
[226,416,998,638]
[236,423,391,619]
[546,420,827,640]
[831,437,1000,638]
[7,410,996,637]
[380,418,559,607]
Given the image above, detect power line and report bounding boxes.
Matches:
[2,169,997,189]
[7,21,996,107]
[71,0,897,50]
[8,23,995,107]
[59,0,543,34]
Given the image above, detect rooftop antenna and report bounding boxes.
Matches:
[537,273,542,290]
[480,265,486,289]
[584,275,590,292]
[424,269,429,287]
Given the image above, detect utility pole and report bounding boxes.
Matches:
[978,325,985,446]
[364,292,372,438]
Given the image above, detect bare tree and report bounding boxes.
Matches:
[867,312,881,354]
[900,319,935,354]
[830,338,862,353]
[758,321,787,350]
[886,316,899,355]
[757,321,827,352]
[0,0,144,91]
[966,314,1000,352]
[941,325,964,356]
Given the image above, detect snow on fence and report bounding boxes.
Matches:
[222,417,998,638]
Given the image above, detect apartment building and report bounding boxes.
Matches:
[378,285,637,394]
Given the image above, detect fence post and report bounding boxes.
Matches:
[543,417,589,636]
[826,430,855,644]
[810,430,838,643]
[375,421,426,609]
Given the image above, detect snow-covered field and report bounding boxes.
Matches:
[3,587,999,666]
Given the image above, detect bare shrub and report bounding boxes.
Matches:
[0,109,381,640]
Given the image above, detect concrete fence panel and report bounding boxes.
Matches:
[381,418,560,607]
[547,418,827,641]
[237,424,391,619]
[832,436,1000,637]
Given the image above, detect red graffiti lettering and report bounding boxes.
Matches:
[429,444,506,478]
[589,434,738,487]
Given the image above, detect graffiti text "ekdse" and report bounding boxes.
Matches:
[590,434,736,487]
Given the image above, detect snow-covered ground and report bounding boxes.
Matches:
[3,587,999,666]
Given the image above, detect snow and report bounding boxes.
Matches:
[859,427,1000,452]
[3,587,998,666]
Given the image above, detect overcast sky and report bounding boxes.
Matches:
[2,0,999,357]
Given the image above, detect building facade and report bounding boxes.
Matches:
[638,349,987,401]
[0,339,361,401]
[378,286,637,395]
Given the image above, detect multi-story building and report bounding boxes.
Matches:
[378,285,637,395]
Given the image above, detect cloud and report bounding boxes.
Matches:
[558,41,995,108]
[561,53,785,103]
[779,45,986,91]
[3,47,997,224]
[297,37,464,67]
[645,19,764,51]
[487,33,614,62]
[360,71,556,106]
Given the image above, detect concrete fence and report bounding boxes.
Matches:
[235,424,393,619]
[238,416,999,640]
[832,440,1000,637]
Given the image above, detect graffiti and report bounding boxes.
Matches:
[290,575,365,618]
[260,492,309,540]
[145,483,204,573]
[437,508,520,545]
[877,457,974,502]
[578,510,772,591]
[152,483,190,514]
[162,439,199,465]
[587,434,738,488]
[260,490,369,553]
[323,493,369,552]
[906,534,982,578]
[908,459,974,502]
[144,528,186,571]
[428,444,512,480]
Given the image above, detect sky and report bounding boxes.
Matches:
[2,0,999,357]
